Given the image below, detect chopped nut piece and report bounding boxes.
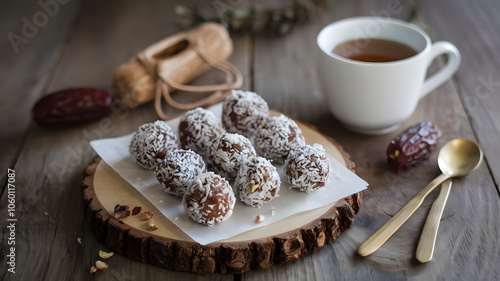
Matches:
[250,183,258,193]
[95,260,108,272]
[114,210,130,219]
[140,211,154,221]
[99,250,114,259]
[147,219,158,231]
[256,214,265,223]
[132,206,142,215]
[114,204,131,219]
[114,204,130,212]
[90,266,97,273]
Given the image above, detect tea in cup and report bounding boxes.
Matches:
[317,17,461,135]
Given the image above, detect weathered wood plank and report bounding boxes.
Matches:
[0,0,83,193]
[416,0,500,192]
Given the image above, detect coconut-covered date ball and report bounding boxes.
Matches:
[182,172,235,226]
[222,90,269,138]
[253,114,306,163]
[285,143,331,193]
[155,149,206,197]
[129,120,179,170]
[178,107,225,159]
[208,133,256,178]
[235,156,281,208]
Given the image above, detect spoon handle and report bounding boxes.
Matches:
[357,173,449,257]
[416,179,452,263]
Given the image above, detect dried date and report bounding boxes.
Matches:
[387,121,442,169]
[31,88,111,128]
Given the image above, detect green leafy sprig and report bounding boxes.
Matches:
[175,0,331,36]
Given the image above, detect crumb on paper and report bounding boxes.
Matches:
[271,209,276,216]
[256,214,265,223]
[174,216,179,221]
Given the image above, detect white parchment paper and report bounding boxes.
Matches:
[90,104,368,245]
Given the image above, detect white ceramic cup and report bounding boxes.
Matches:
[317,17,461,135]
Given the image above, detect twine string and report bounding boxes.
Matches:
[136,36,243,120]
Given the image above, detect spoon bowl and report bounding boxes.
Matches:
[438,139,483,177]
[357,139,483,257]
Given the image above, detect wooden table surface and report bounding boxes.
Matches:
[1,0,499,280]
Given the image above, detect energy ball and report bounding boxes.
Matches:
[155,149,206,197]
[129,120,179,170]
[208,133,256,178]
[253,114,306,163]
[178,107,225,159]
[222,90,269,138]
[182,172,235,226]
[235,156,281,208]
[285,143,331,193]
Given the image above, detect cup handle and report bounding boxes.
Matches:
[420,41,461,99]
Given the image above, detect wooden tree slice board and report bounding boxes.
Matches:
[82,114,363,273]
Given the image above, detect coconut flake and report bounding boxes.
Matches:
[156,149,206,197]
[182,172,235,226]
[222,90,269,137]
[253,115,305,163]
[285,143,331,193]
[235,156,281,207]
[208,133,256,178]
[178,108,225,160]
[129,120,179,170]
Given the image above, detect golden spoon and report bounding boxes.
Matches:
[357,139,483,257]
[416,140,483,262]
